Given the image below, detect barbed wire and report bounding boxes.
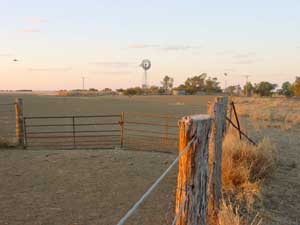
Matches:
[116,136,196,225]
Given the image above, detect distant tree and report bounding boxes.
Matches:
[292,76,300,96]
[243,82,254,96]
[123,87,144,96]
[102,88,112,92]
[176,73,222,94]
[116,88,124,93]
[89,88,98,92]
[161,76,174,92]
[205,77,222,93]
[253,81,277,96]
[278,81,293,97]
[145,86,164,95]
[176,84,186,90]
[184,73,207,94]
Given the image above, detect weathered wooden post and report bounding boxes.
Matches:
[15,98,24,147]
[208,96,228,215]
[175,115,212,225]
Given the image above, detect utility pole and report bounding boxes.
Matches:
[224,73,228,93]
[244,75,250,96]
[82,76,85,90]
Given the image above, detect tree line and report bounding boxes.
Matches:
[225,76,300,97]
[117,74,300,97]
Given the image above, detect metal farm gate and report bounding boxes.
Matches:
[122,113,179,153]
[24,115,122,149]
[23,113,179,152]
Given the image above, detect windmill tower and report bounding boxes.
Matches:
[140,59,151,89]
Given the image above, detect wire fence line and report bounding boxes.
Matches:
[116,136,197,225]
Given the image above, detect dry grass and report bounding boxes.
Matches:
[232,97,300,126]
[218,200,242,225]
[212,128,276,225]
[218,200,263,225]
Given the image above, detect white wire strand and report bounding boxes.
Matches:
[171,187,192,225]
[116,137,196,225]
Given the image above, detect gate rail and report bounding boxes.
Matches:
[23,112,180,152]
[24,114,122,149]
[123,112,179,153]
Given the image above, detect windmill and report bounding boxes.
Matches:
[140,59,151,89]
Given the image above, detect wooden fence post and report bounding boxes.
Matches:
[15,98,24,147]
[120,112,125,148]
[208,96,228,215]
[175,115,212,225]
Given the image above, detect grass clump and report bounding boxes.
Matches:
[213,128,276,224]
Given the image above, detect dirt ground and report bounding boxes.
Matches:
[0,149,178,225]
[236,118,299,224]
[255,125,300,225]
[0,94,299,225]
[1,126,299,225]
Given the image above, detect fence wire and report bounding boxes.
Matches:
[123,112,179,153]
[116,136,196,225]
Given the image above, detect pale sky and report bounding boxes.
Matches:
[1,0,300,90]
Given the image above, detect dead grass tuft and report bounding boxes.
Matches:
[218,200,243,225]
[218,200,264,225]
[211,128,276,224]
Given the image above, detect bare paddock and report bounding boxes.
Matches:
[0,149,178,225]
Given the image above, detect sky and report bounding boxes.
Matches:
[1,0,300,90]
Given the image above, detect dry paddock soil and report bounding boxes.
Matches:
[1,127,299,225]
[0,94,299,225]
[0,149,178,225]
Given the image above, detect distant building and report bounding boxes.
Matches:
[195,91,207,96]
[224,85,242,96]
[172,89,186,96]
